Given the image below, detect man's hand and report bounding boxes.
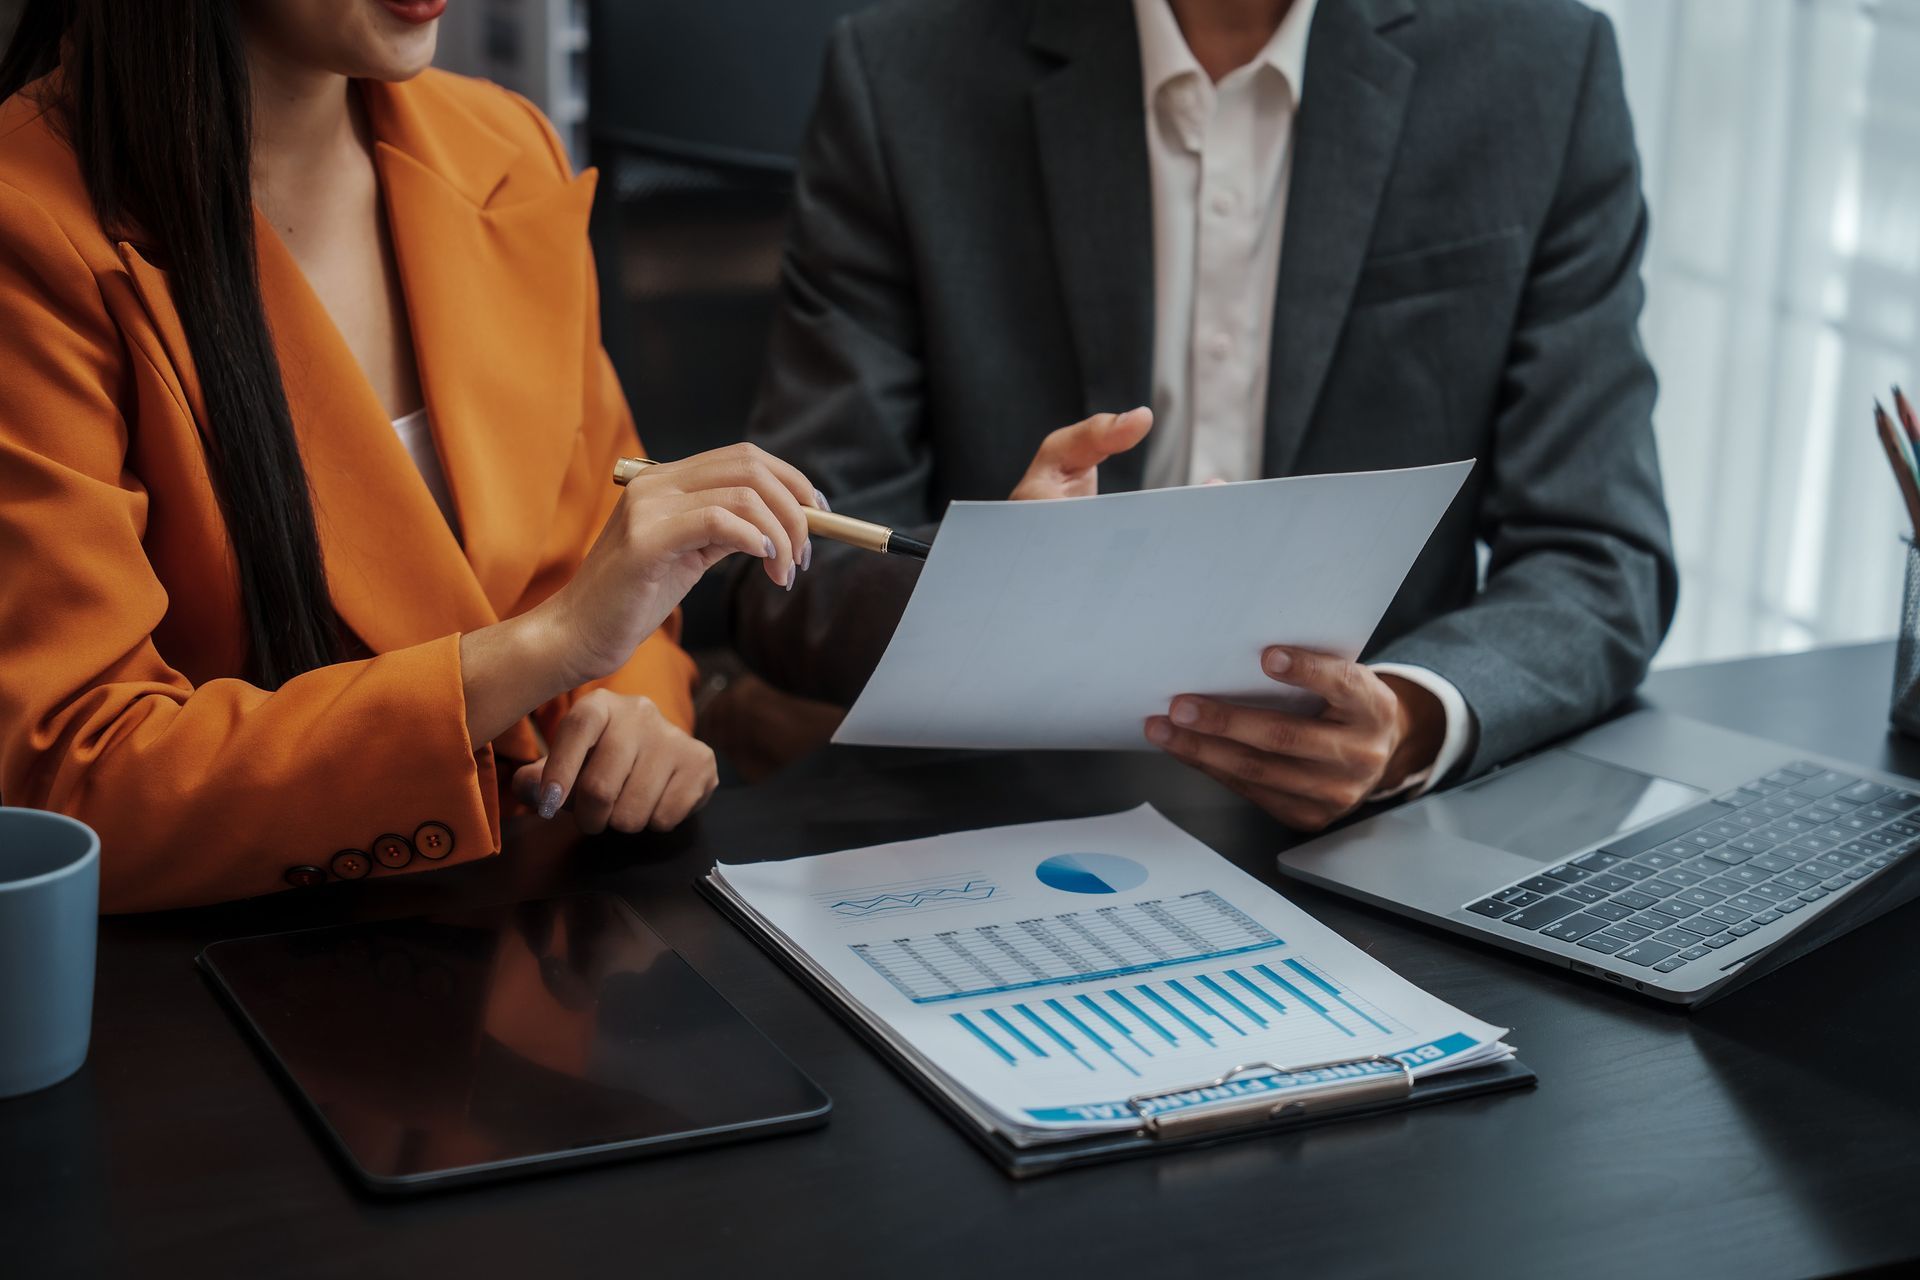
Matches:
[1010,407,1153,500]
[512,690,719,834]
[1144,647,1447,831]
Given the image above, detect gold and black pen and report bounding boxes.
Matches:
[612,457,931,560]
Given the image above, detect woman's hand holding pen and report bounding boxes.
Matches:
[460,443,821,751]
[540,443,822,687]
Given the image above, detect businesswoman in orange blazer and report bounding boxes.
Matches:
[0,0,822,912]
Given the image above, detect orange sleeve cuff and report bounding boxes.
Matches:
[21,634,504,914]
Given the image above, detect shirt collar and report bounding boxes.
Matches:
[1131,0,1320,105]
[1265,0,1318,100]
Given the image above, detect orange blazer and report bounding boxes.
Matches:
[0,71,697,913]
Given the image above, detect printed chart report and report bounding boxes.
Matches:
[710,807,1513,1142]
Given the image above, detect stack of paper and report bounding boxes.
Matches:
[708,806,1512,1146]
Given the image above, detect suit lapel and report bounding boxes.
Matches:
[1263,0,1415,476]
[1030,0,1155,493]
[117,230,495,656]
[116,78,595,667]
[364,80,595,615]
[253,215,503,653]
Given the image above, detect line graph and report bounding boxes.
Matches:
[817,873,1000,919]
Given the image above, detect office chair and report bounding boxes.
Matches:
[588,0,864,180]
[585,1,865,770]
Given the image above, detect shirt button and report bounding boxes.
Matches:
[413,821,455,861]
[329,850,371,880]
[1206,332,1233,361]
[283,865,326,889]
[1209,190,1235,217]
[371,834,415,869]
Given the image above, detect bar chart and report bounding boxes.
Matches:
[948,957,1402,1080]
[850,890,1285,1004]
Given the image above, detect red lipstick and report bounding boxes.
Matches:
[378,0,447,24]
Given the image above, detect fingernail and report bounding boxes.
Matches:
[1145,720,1171,746]
[814,489,831,512]
[1265,649,1292,675]
[1171,700,1198,726]
[538,782,563,820]
[785,564,796,590]
[761,535,775,559]
[801,540,813,572]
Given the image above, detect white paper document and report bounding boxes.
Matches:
[708,806,1511,1145]
[835,461,1473,749]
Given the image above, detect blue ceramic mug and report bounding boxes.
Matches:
[0,808,99,1098]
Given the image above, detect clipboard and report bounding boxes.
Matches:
[699,874,1536,1178]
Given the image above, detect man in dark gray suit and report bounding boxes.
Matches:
[732,0,1677,830]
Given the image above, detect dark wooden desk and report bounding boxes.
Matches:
[8,643,1919,1279]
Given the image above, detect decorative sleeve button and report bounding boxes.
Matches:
[329,850,371,880]
[371,834,415,869]
[283,865,327,888]
[412,821,454,860]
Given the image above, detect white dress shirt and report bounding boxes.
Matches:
[1130,0,1471,795]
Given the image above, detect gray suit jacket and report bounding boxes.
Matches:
[733,0,1678,779]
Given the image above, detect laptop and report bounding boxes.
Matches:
[1276,709,1920,1005]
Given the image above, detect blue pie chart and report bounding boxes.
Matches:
[1035,852,1149,895]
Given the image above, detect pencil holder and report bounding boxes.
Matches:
[1894,539,1920,737]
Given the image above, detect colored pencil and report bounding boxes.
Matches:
[1874,400,1920,538]
[1894,386,1920,485]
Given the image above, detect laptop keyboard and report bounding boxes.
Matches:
[1463,760,1920,976]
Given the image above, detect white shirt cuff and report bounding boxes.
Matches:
[1367,663,1475,801]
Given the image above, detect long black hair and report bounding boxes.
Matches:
[1,0,338,688]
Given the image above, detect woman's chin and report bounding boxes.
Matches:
[354,32,440,83]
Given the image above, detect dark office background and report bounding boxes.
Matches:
[572,2,869,653]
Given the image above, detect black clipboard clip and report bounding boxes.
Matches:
[1125,1055,1416,1140]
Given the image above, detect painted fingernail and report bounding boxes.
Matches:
[1145,720,1171,746]
[761,535,775,559]
[1265,649,1292,675]
[814,489,831,512]
[1171,700,1198,726]
[538,782,563,820]
[801,539,813,572]
[786,564,796,590]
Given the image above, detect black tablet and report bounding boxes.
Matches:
[199,892,829,1193]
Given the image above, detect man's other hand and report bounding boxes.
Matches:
[1010,407,1153,501]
